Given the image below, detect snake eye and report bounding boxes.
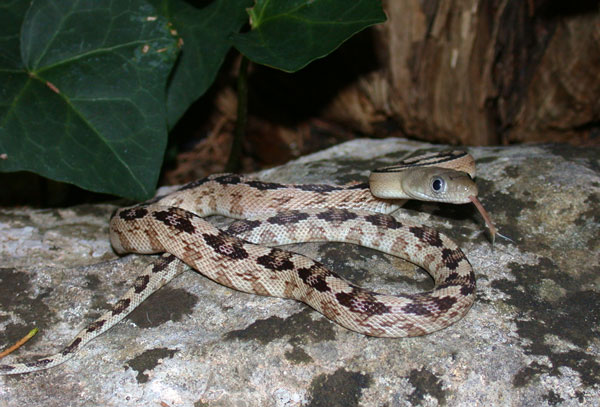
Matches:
[431,177,445,193]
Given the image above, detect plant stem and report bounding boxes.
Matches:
[0,328,38,358]
[225,55,249,173]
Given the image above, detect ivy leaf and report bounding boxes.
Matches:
[231,0,386,72]
[160,0,253,128]
[0,0,179,200]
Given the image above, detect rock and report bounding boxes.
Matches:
[0,138,598,406]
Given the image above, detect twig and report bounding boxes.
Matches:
[0,328,38,358]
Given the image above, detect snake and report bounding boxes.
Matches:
[0,150,479,375]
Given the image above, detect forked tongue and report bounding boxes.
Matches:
[468,196,497,245]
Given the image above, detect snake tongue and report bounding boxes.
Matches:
[469,195,496,245]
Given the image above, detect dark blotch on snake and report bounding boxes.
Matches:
[203,232,249,260]
[214,174,242,185]
[153,209,196,234]
[431,296,457,312]
[134,275,150,293]
[62,338,82,355]
[267,211,310,225]
[460,275,476,296]
[226,219,262,235]
[346,182,369,190]
[364,213,403,229]
[297,265,331,293]
[440,272,461,284]
[152,254,178,273]
[402,302,433,316]
[409,226,443,248]
[335,290,391,316]
[246,180,286,190]
[441,248,466,270]
[257,249,295,271]
[295,184,341,193]
[86,319,106,333]
[26,359,52,368]
[119,207,148,220]
[316,209,358,223]
[436,276,475,295]
[177,176,212,191]
[112,299,131,316]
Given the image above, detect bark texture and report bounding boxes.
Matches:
[323,0,600,145]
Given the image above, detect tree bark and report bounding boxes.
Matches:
[323,0,600,145]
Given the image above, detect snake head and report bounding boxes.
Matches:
[370,167,477,204]
[401,167,477,203]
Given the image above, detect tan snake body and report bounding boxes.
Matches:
[0,150,477,375]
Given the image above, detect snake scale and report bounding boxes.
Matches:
[0,150,479,375]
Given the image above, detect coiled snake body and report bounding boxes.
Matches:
[1,150,478,375]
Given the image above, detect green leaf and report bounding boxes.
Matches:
[231,0,386,72]
[0,0,179,200]
[157,0,253,128]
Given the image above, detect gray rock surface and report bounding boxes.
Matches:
[0,138,598,406]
